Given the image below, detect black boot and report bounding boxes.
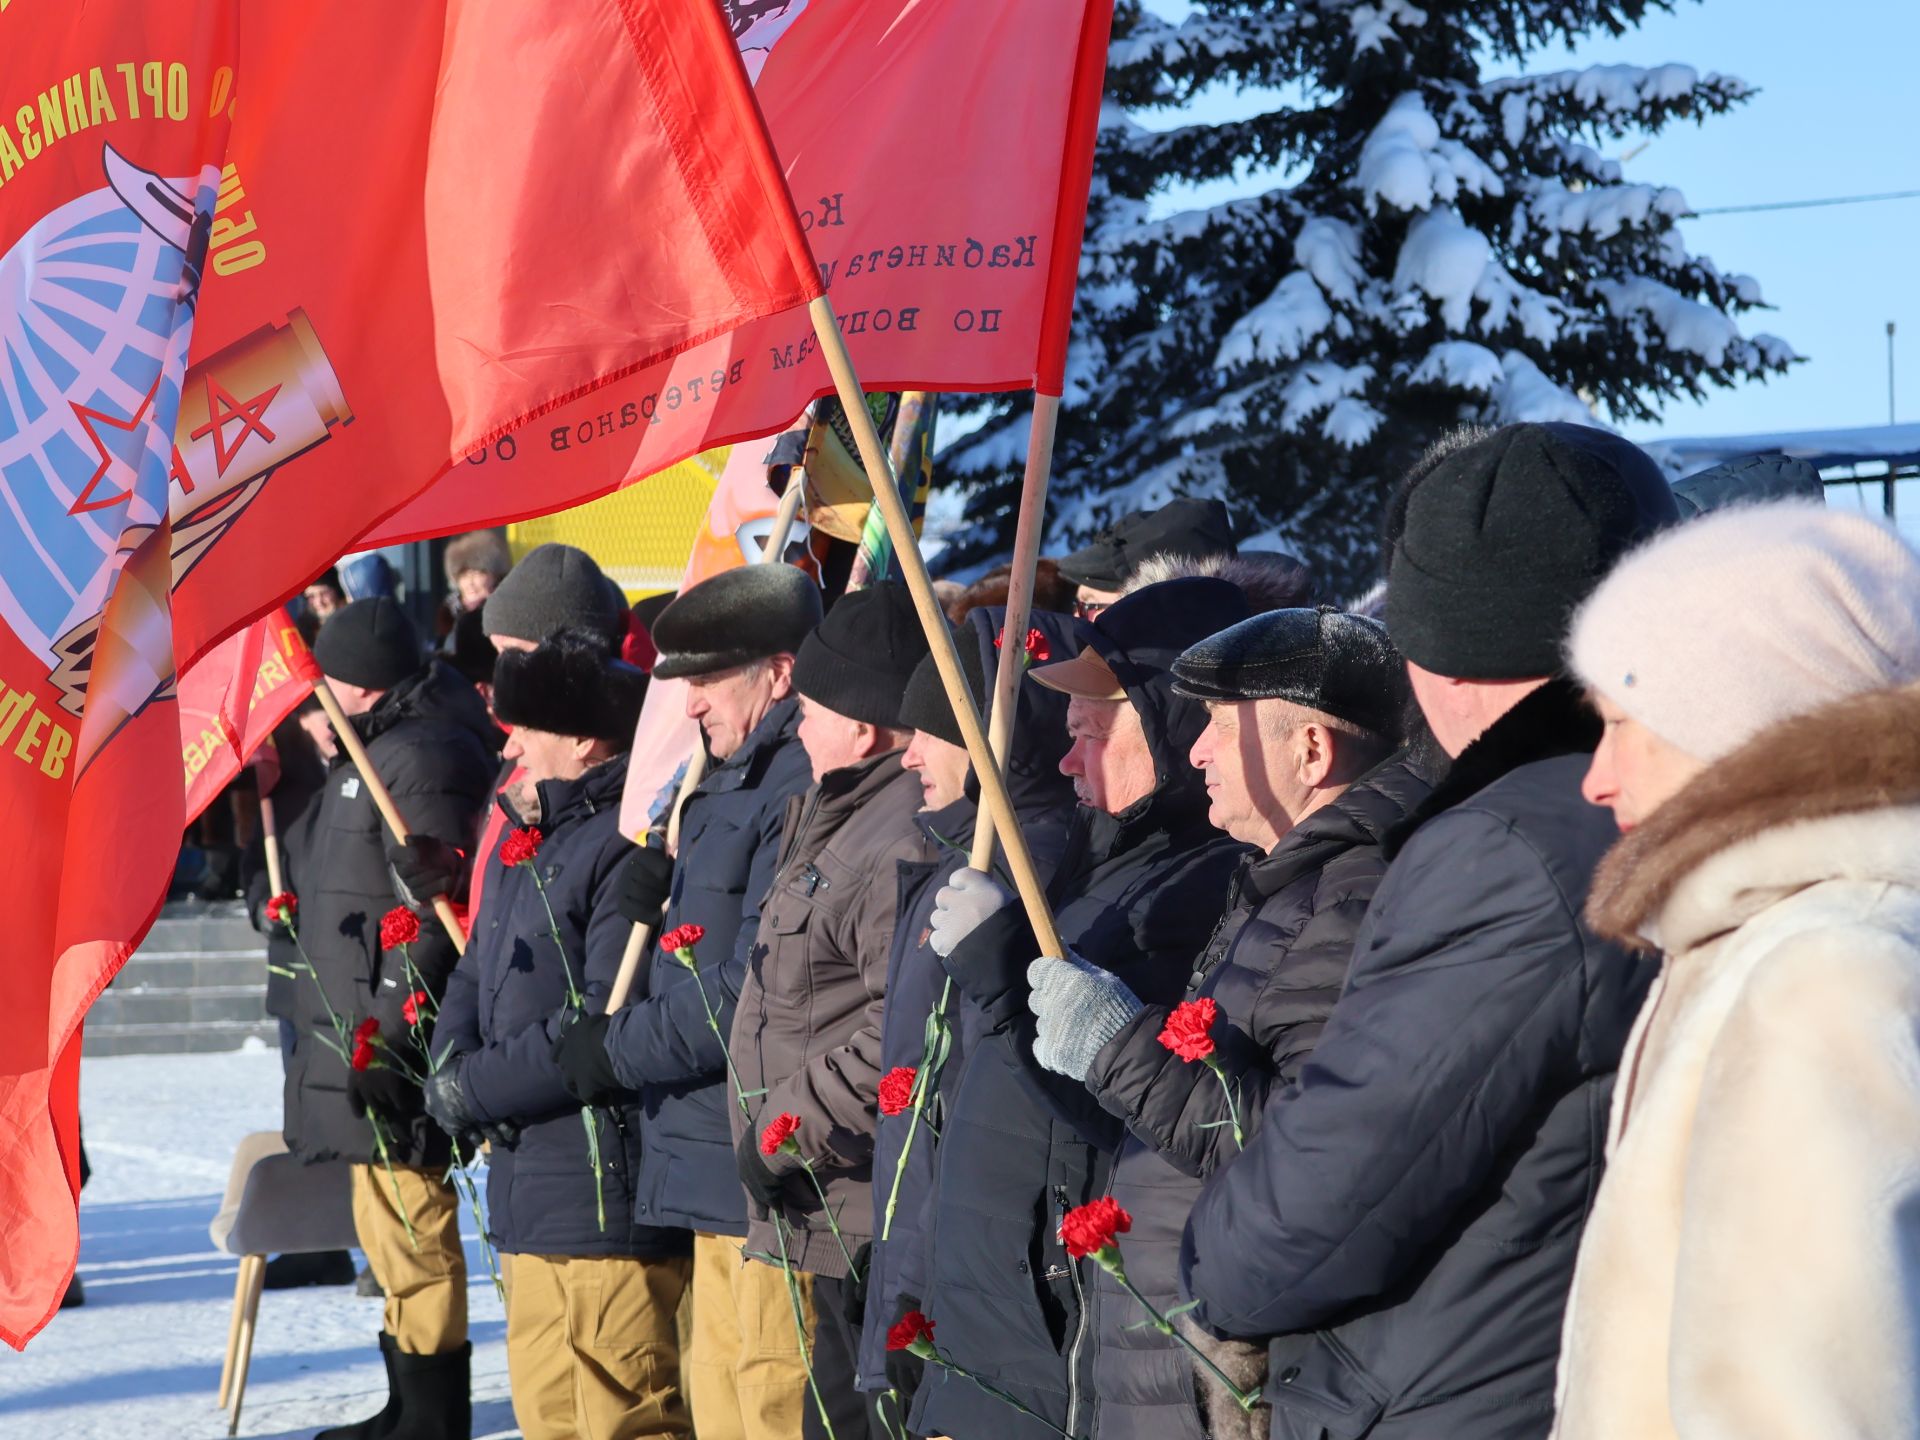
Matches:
[316,1332,402,1440]
[387,1342,471,1440]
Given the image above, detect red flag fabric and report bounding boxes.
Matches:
[364,0,1115,545]
[0,0,820,1346]
[178,612,318,825]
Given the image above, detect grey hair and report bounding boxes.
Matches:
[1123,551,1317,613]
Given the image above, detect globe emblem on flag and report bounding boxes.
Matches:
[722,0,809,83]
[0,148,215,673]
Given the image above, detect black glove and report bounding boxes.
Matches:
[615,844,675,928]
[423,1057,520,1150]
[842,1242,873,1328]
[387,834,467,910]
[551,1011,626,1106]
[736,1127,786,1213]
[885,1291,928,1399]
[348,1060,423,1126]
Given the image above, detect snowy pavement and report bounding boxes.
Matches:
[1,1045,517,1439]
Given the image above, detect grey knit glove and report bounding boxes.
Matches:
[1026,954,1143,1081]
[928,867,1013,958]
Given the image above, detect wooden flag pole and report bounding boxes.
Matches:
[969,392,1060,873]
[604,472,809,1013]
[313,678,468,955]
[807,295,1065,957]
[259,794,287,899]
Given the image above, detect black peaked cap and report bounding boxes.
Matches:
[650,564,823,681]
[1173,607,1408,738]
[1057,497,1235,591]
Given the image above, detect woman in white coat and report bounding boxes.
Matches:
[1551,500,1920,1440]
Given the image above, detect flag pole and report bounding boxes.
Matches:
[605,474,809,1012]
[806,295,1065,957]
[259,794,287,899]
[969,392,1060,873]
[313,679,468,955]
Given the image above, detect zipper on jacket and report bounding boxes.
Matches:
[1055,1183,1089,1439]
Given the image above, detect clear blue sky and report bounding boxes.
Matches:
[1137,0,1920,445]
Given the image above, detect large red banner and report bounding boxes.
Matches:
[0,0,820,1346]
[363,0,1115,545]
[177,612,318,826]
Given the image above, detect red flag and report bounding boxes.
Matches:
[363,0,1116,544]
[178,612,318,825]
[0,0,820,1346]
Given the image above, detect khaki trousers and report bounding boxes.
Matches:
[501,1252,692,1440]
[686,1230,819,1440]
[349,1162,468,1354]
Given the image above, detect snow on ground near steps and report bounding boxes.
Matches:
[0,1046,516,1440]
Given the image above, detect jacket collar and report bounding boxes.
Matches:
[504,750,630,833]
[1251,749,1435,898]
[1589,683,1920,952]
[704,697,800,795]
[1384,677,1599,860]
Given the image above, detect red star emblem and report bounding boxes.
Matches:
[189,373,281,476]
[68,378,160,515]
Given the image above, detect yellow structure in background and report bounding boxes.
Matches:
[506,448,731,600]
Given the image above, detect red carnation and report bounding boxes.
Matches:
[1158,997,1219,1064]
[500,827,543,868]
[350,1039,376,1072]
[402,990,430,1027]
[1059,1196,1132,1260]
[993,626,1052,666]
[878,1066,917,1117]
[886,1309,936,1353]
[380,906,421,950]
[661,923,707,954]
[759,1111,802,1156]
[354,1016,381,1046]
[266,893,297,924]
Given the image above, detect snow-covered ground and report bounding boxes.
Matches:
[1,1046,517,1439]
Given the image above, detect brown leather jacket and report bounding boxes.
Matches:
[729,750,939,1276]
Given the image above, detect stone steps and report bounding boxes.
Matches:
[83,899,279,1058]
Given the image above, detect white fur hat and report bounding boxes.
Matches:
[1568,501,1920,761]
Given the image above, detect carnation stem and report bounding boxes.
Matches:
[1207,1059,1244,1151]
[446,1136,504,1301]
[795,1155,862,1282]
[1109,1263,1260,1411]
[369,1116,419,1252]
[675,947,755,1122]
[919,1348,1078,1439]
[882,977,951,1241]
[773,1215,837,1440]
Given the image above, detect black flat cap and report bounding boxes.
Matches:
[650,565,823,680]
[1057,497,1235,591]
[493,628,647,744]
[1173,607,1408,739]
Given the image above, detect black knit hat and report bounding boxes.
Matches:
[312,597,423,690]
[898,629,985,747]
[492,628,648,744]
[1057,497,1235,591]
[650,565,823,680]
[792,583,930,728]
[482,542,622,645]
[1386,423,1678,680]
[1173,607,1407,739]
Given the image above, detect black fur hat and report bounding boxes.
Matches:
[650,564,823,680]
[492,627,647,744]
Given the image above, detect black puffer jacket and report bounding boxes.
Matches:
[603,697,813,1236]
[436,754,686,1259]
[1181,681,1657,1440]
[912,592,1251,1440]
[1079,752,1435,1440]
[244,710,328,1023]
[855,608,1081,1396]
[282,661,497,1167]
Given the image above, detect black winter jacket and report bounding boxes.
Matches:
[912,643,1249,1440]
[603,697,814,1236]
[436,754,686,1259]
[856,608,1082,1395]
[1079,753,1434,1440]
[244,711,328,1023]
[282,661,496,1167]
[1181,681,1656,1440]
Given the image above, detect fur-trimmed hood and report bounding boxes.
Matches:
[1588,682,1920,952]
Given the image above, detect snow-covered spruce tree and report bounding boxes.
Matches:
[939,0,1796,595]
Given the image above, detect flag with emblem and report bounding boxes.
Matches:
[0,0,821,1346]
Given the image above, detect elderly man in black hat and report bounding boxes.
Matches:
[1022,607,1432,1440]
[549,562,823,1440]
[285,599,498,1440]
